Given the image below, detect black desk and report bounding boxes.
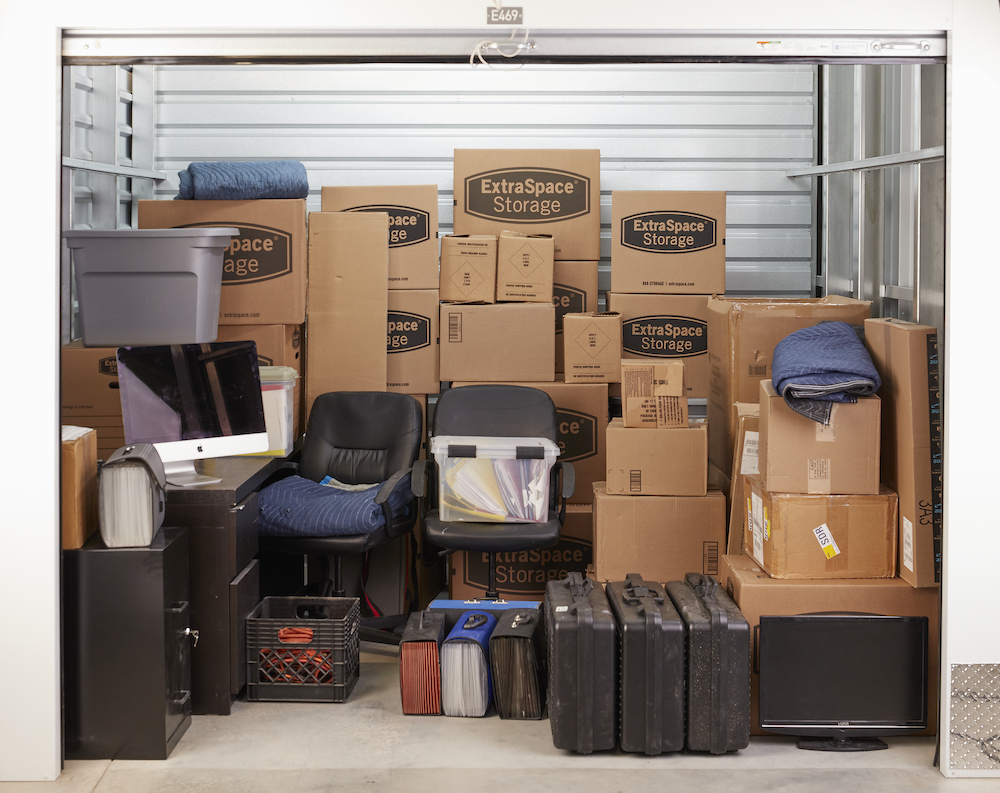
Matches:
[164,456,279,715]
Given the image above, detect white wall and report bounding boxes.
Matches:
[3,0,995,781]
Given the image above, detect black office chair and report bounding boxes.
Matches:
[258,391,422,643]
[413,384,575,600]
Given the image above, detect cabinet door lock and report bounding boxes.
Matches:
[184,628,200,647]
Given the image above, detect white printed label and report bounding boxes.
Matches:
[555,605,569,613]
[902,516,914,572]
[813,523,841,560]
[751,492,765,564]
[741,431,760,476]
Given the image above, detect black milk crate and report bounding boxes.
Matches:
[246,596,360,703]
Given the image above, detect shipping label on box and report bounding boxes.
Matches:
[440,234,498,303]
[563,312,622,384]
[592,482,725,584]
[138,199,307,325]
[743,474,898,580]
[453,149,601,261]
[496,230,554,302]
[387,290,440,395]
[306,212,388,421]
[606,417,707,496]
[706,295,872,473]
[321,185,439,290]
[554,261,599,373]
[759,379,880,495]
[611,191,726,295]
[609,292,711,398]
[449,504,593,600]
[439,302,555,382]
[620,360,687,428]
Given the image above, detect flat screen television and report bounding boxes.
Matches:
[757,613,928,751]
[117,342,268,487]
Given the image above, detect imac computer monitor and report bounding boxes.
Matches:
[757,614,928,751]
[117,342,268,487]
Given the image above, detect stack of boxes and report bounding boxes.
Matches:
[710,303,942,735]
[445,149,605,599]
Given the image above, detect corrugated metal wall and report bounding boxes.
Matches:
[152,63,816,298]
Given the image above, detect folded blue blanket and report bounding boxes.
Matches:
[258,474,412,537]
[176,160,309,200]
[771,321,881,424]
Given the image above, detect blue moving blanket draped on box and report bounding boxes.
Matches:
[771,321,881,425]
[176,160,309,200]
[258,474,412,537]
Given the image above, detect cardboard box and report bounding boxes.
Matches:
[387,290,440,395]
[216,324,304,443]
[706,296,872,473]
[448,504,593,600]
[320,185,439,290]
[759,379,881,495]
[592,482,725,584]
[721,552,939,737]
[606,417,707,496]
[743,474,898,579]
[305,212,388,421]
[727,402,760,555]
[611,191,726,295]
[554,261,599,374]
[439,302,555,382]
[563,312,622,384]
[496,230,554,302]
[453,149,601,261]
[620,360,688,428]
[439,234,497,303]
[61,342,125,460]
[864,318,941,588]
[708,459,732,545]
[138,199,307,325]
[452,379,608,506]
[608,292,712,399]
[61,426,98,550]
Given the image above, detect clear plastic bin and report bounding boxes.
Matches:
[63,227,238,346]
[430,435,560,523]
[251,366,298,457]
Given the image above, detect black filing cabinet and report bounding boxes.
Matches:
[63,527,193,760]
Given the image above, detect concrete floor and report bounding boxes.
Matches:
[8,646,994,793]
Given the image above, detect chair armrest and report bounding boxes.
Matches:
[556,460,575,499]
[260,460,300,489]
[375,466,411,505]
[409,459,429,498]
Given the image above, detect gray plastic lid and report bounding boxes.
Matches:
[259,365,299,383]
[63,227,239,244]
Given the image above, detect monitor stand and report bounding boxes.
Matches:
[798,737,889,752]
[164,460,223,488]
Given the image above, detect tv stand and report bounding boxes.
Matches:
[164,459,223,487]
[798,737,889,752]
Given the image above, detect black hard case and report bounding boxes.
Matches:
[666,573,751,754]
[605,574,686,755]
[544,573,617,753]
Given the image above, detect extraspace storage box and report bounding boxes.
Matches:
[554,261,600,374]
[620,360,688,428]
[605,417,707,496]
[320,185,439,290]
[496,230,554,302]
[387,289,440,395]
[720,552,939,737]
[611,191,726,294]
[439,302,555,382]
[706,295,872,472]
[563,312,622,384]
[864,318,942,588]
[305,212,388,421]
[451,379,608,505]
[138,199,307,326]
[61,426,98,550]
[453,149,601,261]
[448,504,593,600]
[743,474,898,579]
[758,379,881,495]
[439,234,498,303]
[609,292,712,399]
[592,482,725,584]
[61,342,125,460]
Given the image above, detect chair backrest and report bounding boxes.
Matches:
[300,392,422,485]
[433,385,558,442]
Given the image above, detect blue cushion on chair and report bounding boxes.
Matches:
[259,474,412,537]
